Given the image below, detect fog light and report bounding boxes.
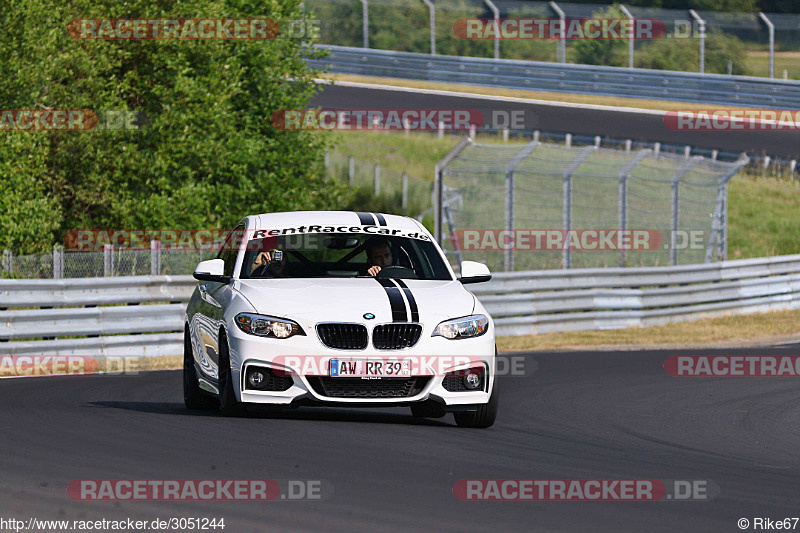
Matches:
[248,370,265,389]
[464,372,482,390]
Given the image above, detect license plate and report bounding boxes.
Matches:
[329,358,411,378]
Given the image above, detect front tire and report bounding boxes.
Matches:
[454,378,498,429]
[184,327,216,410]
[218,333,246,417]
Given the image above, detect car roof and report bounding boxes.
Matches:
[251,211,425,232]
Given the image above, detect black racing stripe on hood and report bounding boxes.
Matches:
[375,278,408,322]
[393,279,419,322]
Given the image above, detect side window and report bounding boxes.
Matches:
[217,225,244,277]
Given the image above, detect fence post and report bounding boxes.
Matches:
[619,5,635,68]
[689,10,705,74]
[374,164,380,196]
[53,245,63,279]
[483,0,500,59]
[348,156,355,186]
[562,146,596,269]
[624,139,632,154]
[550,1,566,63]
[360,0,369,48]
[502,128,509,142]
[402,173,408,210]
[2,249,12,275]
[104,244,114,277]
[617,149,652,266]
[324,152,329,169]
[422,0,435,55]
[654,142,661,158]
[565,133,572,148]
[670,157,702,266]
[434,137,473,245]
[533,130,540,142]
[504,141,540,271]
[594,136,601,148]
[438,120,445,139]
[758,12,775,79]
[150,240,161,275]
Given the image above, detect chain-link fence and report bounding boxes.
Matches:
[306,0,800,79]
[325,150,433,218]
[435,137,749,271]
[1,246,215,279]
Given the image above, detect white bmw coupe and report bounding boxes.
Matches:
[184,211,498,428]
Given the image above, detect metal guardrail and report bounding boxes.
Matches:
[2,255,800,355]
[471,254,800,336]
[0,276,194,356]
[308,45,800,108]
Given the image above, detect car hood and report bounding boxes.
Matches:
[235,278,475,325]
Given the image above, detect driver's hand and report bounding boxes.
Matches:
[252,251,273,272]
[367,265,381,276]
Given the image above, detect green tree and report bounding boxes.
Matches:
[635,31,749,75]
[0,0,350,254]
[572,5,628,67]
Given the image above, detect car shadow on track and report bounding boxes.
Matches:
[90,401,454,427]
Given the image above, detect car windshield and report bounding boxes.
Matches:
[240,232,452,280]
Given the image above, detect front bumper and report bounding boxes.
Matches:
[227,321,495,408]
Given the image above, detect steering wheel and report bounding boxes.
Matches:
[376,265,418,279]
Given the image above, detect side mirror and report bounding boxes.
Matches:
[458,261,492,284]
[193,259,231,283]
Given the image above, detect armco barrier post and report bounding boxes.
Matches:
[374,164,380,196]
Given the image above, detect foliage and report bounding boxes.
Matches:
[0,0,350,254]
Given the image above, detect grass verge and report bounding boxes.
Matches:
[497,308,800,353]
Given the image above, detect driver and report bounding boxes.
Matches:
[365,237,393,276]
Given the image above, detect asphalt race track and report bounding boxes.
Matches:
[311,83,800,159]
[2,346,799,532]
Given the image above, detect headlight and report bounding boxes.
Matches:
[432,315,489,340]
[235,313,305,339]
